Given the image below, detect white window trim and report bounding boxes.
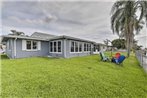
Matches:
[70,41,83,53]
[25,40,39,51]
[83,43,91,52]
[50,40,62,53]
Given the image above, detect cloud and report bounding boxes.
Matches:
[1,1,147,48]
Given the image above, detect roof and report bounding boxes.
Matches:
[49,35,95,43]
[0,35,49,42]
[1,33,103,44]
[31,32,57,40]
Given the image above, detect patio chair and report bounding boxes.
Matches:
[99,51,109,62]
[113,55,126,65]
[111,52,121,62]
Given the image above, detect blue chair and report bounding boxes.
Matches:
[114,55,126,64]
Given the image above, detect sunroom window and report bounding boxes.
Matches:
[50,40,62,53]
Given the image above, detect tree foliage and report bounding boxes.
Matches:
[112,39,125,49]
[111,0,147,57]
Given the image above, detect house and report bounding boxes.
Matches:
[1,32,106,59]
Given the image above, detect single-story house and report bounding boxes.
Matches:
[1,32,107,59]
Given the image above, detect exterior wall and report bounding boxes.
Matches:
[65,39,94,58]
[49,39,64,58]
[15,39,49,58]
[5,38,97,59]
[6,39,14,58]
[100,45,107,51]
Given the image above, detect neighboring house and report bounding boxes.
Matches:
[1,32,107,59]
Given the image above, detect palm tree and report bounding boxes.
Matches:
[9,30,25,36]
[111,0,147,57]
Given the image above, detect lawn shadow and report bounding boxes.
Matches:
[0,54,9,60]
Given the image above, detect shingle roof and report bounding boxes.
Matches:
[31,32,57,40]
[49,35,95,43]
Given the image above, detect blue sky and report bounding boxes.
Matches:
[1,0,147,48]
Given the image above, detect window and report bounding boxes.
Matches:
[33,41,37,49]
[75,42,78,52]
[26,40,38,50]
[50,40,62,53]
[79,43,82,52]
[58,41,61,52]
[54,42,57,52]
[71,41,75,52]
[26,41,31,50]
[50,42,53,52]
[84,43,91,52]
[94,45,96,52]
[70,41,83,52]
[84,43,87,51]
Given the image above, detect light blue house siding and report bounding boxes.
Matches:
[2,34,100,59]
[15,39,49,58]
[48,39,94,58]
[6,39,49,59]
[6,39,14,58]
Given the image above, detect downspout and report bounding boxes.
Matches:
[14,37,17,58]
[64,38,67,58]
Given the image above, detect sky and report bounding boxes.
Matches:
[1,0,147,48]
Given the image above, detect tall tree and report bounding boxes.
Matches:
[9,30,25,36]
[111,0,147,57]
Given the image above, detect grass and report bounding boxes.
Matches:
[1,53,147,97]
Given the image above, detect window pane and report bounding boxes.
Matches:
[33,41,37,49]
[75,42,78,52]
[58,41,61,52]
[79,43,82,52]
[50,42,53,52]
[84,43,86,51]
[54,42,56,52]
[94,45,96,51]
[26,41,31,49]
[71,41,74,52]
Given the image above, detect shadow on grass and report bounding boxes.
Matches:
[0,54,9,60]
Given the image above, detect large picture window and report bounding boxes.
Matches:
[50,40,62,53]
[70,41,83,53]
[84,43,91,52]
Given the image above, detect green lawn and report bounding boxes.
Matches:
[1,53,147,97]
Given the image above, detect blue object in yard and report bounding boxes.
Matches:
[115,55,126,64]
